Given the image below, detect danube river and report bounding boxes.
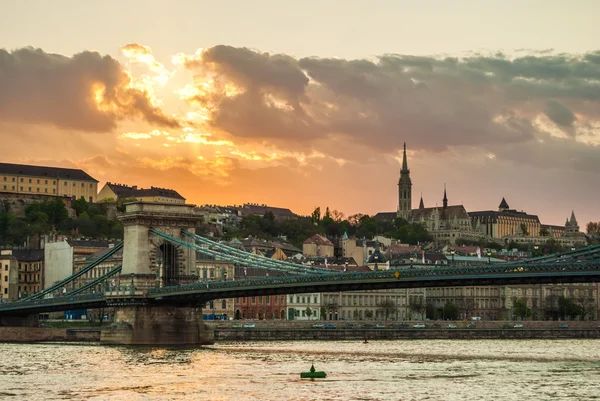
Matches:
[1,339,599,400]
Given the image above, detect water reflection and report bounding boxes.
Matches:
[0,340,599,400]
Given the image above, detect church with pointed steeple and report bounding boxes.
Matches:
[376,143,475,244]
[397,142,412,220]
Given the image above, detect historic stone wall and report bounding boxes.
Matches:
[0,327,100,342]
[214,328,600,341]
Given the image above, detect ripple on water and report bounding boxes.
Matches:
[1,339,599,400]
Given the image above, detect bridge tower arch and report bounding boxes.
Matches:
[101,202,214,346]
[118,201,198,289]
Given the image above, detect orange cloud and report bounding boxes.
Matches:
[0,47,179,132]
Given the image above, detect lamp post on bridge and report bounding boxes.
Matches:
[487,251,492,264]
[450,249,455,265]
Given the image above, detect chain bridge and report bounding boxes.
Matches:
[1,202,600,345]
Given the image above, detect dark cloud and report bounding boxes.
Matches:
[0,47,180,132]
[181,47,600,172]
[545,100,577,127]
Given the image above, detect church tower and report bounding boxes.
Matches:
[397,142,412,219]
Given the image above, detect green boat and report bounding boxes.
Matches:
[300,364,327,379]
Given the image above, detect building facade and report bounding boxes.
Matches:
[0,250,19,301]
[97,182,186,204]
[303,234,335,257]
[0,163,98,202]
[321,288,427,321]
[469,198,541,239]
[0,249,44,301]
[287,293,321,320]
[377,144,476,245]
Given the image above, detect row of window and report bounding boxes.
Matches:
[236,295,285,305]
[2,176,94,188]
[289,296,319,304]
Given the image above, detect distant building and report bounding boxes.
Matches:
[0,249,43,301]
[376,144,475,245]
[303,234,335,257]
[287,293,321,320]
[195,205,242,231]
[43,236,117,290]
[0,162,98,202]
[505,211,587,248]
[469,198,541,239]
[97,182,185,204]
[239,203,297,221]
[541,224,565,238]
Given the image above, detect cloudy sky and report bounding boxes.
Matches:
[1,0,599,227]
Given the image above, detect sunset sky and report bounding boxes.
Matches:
[1,0,599,227]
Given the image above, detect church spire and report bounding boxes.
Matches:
[419,192,424,209]
[401,142,409,173]
[443,184,448,209]
[397,142,412,220]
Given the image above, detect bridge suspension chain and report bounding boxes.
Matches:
[65,265,122,296]
[19,241,124,302]
[182,230,331,274]
[150,229,326,276]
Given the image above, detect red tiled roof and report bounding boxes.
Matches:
[303,234,334,246]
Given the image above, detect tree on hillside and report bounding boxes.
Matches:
[310,207,321,225]
[73,197,90,217]
[330,209,345,222]
[587,222,600,242]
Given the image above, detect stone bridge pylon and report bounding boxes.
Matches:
[101,202,214,346]
[119,201,198,289]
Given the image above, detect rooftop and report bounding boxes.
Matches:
[106,182,185,200]
[0,162,97,182]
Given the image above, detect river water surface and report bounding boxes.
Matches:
[1,339,599,400]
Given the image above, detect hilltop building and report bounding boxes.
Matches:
[376,143,475,245]
[469,198,541,238]
[303,234,335,257]
[0,162,98,202]
[239,203,297,221]
[97,182,185,204]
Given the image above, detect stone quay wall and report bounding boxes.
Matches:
[214,327,600,341]
[0,327,101,343]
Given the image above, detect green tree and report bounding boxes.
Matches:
[558,296,583,320]
[310,207,321,225]
[425,303,436,320]
[443,302,458,320]
[73,197,90,217]
[377,300,396,321]
[513,298,532,319]
[305,307,313,320]
[539,227,550,237]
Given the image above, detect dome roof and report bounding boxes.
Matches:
[368,249,387,264]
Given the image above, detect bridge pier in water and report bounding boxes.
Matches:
[100,202,214,345]
[101,305,214,346]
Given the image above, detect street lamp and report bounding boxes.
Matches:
[486,251,492,264]
[534,245,539,257]
[571,247,576,251]
[450,249,455,265]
